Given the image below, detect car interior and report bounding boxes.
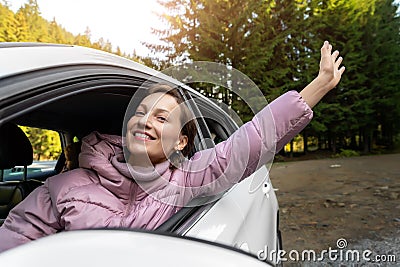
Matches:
[0,82,233,230]
[0,123,43,225]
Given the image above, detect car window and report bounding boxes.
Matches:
[204,118,229,144]
[156,102,234,233]
[2,126,60,182]
[158,116,235,233]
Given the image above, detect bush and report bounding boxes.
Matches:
[335,149,360,158]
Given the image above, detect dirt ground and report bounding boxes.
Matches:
[269,153,400,253]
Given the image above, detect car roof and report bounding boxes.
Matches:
[0,42,158,79]
[0,43,209,100]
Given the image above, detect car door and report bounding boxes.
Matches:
[179,95,282,265]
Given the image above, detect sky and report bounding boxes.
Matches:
[9,0,165,57]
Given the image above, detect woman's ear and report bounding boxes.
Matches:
[177,134,188,151]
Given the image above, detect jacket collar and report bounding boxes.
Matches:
[79,131,172,200]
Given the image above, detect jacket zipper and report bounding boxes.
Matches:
[120,183,137,228]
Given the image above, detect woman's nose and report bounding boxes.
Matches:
[138,113,152,128]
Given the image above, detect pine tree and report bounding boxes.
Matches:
[48,18,66,44]
[0,3,18,42]
[365,0,400,149]
[17,0,50,42]
[14,9,29,41]
[74,27,92,47]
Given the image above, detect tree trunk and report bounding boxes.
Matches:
[303,131,308,155]
[318,135,322,150]
[363,130,371,153]
[350,134,357,150]
[290,139,294,158]
[331,133,337,154]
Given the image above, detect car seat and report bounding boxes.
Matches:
[0,123,42,225]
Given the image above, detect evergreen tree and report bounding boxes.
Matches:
[74,27,92,47]
[0,3,18,42]
[18,0,50,42]
[49,18,66,44]
[14,9,29,41]
[366,0,400,149]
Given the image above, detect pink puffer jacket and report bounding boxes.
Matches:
[0,91,312,252]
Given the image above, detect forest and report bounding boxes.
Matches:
[1,0,399,159]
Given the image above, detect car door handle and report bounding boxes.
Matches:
[262,182,272,198]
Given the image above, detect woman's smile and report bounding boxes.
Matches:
[132,130,156,141]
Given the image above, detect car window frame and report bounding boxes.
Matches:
[156,90,241,234]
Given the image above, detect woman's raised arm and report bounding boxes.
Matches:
[183,41,345,198]
[300,41,345,108]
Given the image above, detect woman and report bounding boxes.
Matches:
[0,41,345,252]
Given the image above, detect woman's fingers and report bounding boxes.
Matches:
[332,50,340,61]
[321,41,330,57]
[339,66,346,75]
[335,56,343,67]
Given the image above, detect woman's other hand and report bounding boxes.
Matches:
[318,40,346,91]
[300,41,346,108]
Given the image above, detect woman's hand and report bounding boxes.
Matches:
[318,41,346,91]
[300,41,345,108]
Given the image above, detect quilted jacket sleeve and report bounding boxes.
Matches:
[183,90,313,197]
[0,181,62,253]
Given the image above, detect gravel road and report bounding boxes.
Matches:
[269,153,400,266]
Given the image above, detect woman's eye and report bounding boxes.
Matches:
[157,116,167,122]
[135,111,145,116]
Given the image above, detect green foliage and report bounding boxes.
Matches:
[393,134,400,152]
[334,149,360,158]
[19,126,62,161]
[0,3,18,41]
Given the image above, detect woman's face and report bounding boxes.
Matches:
[126,92,188,166]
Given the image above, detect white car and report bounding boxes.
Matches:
[0,43,281,266]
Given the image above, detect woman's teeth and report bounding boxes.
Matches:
[134,132,152,140]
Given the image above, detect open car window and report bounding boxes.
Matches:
[156,94,239,234]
